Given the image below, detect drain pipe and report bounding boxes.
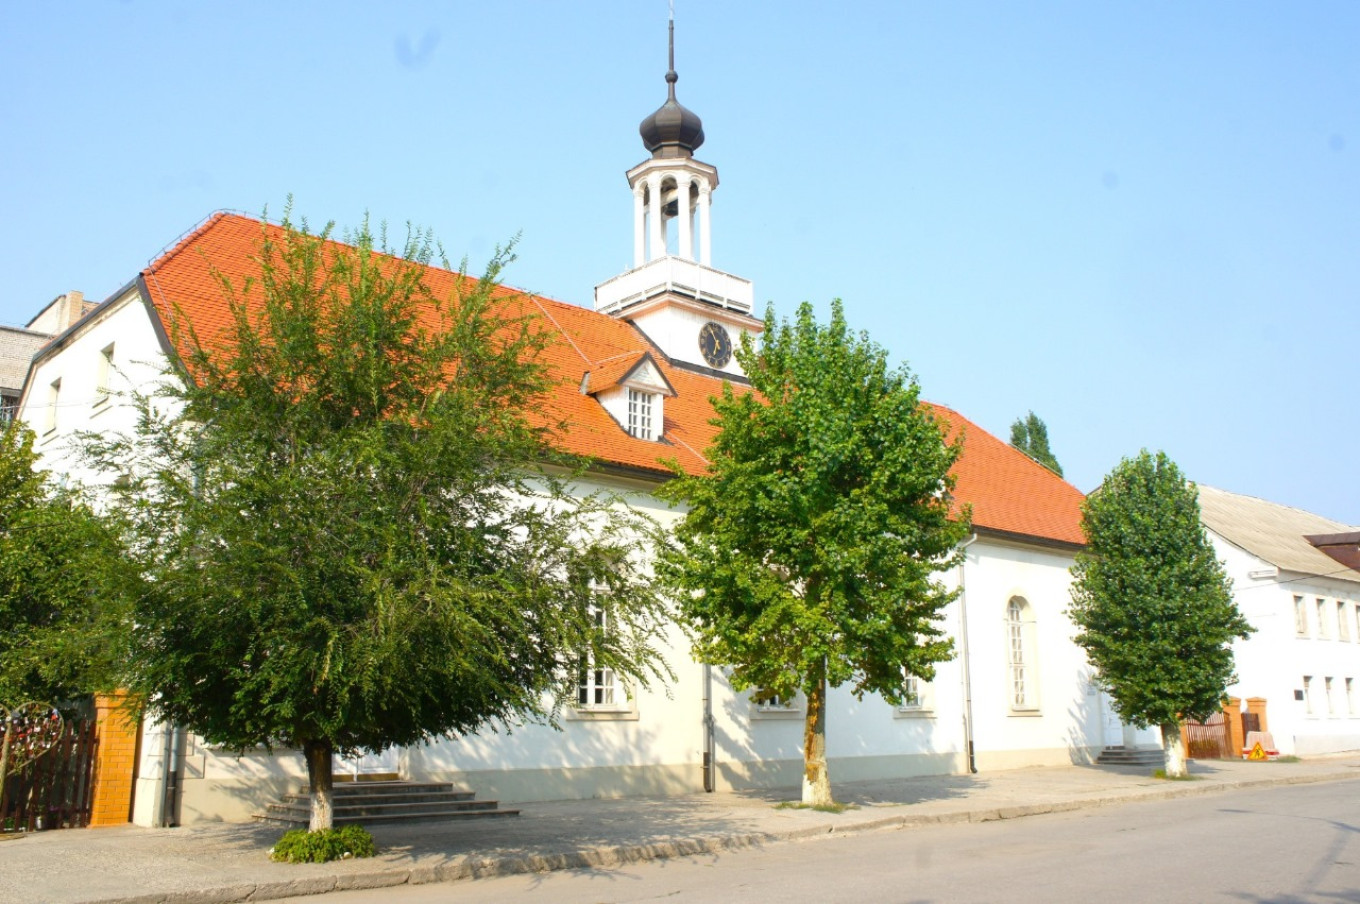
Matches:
[160,723,185,827]
[957,533,979,774]
[701,664,716,792]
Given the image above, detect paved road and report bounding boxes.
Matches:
[274,781,1360,904]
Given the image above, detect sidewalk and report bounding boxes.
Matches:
[6,755,1360,904]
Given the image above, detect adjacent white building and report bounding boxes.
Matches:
[1199,486,1360,756]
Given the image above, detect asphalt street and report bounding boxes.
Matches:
[270,781,1360,904]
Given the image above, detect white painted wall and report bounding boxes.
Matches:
[18,288,174,488]
[1210,529,1360,756]
[18,295,1110,822]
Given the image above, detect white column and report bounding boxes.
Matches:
[648,172,664,262]
[698,181,713,266]
[632,183,646,268]
[677,177,693,260]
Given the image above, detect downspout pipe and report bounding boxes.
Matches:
[701,664,716,792]
[160,724,185,827]
[957,533,979,774]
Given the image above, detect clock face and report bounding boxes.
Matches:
[698,321,733,368]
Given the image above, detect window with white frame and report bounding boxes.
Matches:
[626,388,657,440]
[576,606,620,709]
[43,378,60,434]
[1007,597,1038,711]
[751,689,804,719]
[1354,604,1360,643]
[0,392,17,426]
[94,343,115,406]
[1294,596,1308,636]
[897,674,934,716]
[1317,598,1330,638]
[1348,678,1356,715]
[1325,677,1336,716]
[1303,675,1315,715]
[1339,602,1351,642]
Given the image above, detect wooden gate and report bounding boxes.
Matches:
[1182,714,1232,759]
[1,712,99,832]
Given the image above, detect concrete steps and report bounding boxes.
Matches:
[255,780,519,827]
[1096,745,1165,767]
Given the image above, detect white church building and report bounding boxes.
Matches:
[15,34,1125,825]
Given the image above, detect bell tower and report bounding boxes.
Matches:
[595,13,761,377]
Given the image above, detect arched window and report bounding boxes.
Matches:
[1007,597,1038,711]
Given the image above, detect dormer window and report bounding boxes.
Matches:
[583,351,675,444]
[627,388,656,440]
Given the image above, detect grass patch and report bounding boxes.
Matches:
[270,825,377,863]
[1267,755,1301,763]
[1152,769,1200,781]
[775,801,858,813]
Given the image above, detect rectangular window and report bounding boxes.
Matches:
[897,675,934,716]
[1294,596,1308,636]
[576,607,617,708]
[0,393,16,426]
[626,389,655,440]
[1304,676,1315,715]
[1326,677,1336,715]
[754,692,800,713]
[1348,678,1356,716]
[44,378,60,434]
[94,343,115,406]
[1340,602,1351,642]
[1317,598,1329,638]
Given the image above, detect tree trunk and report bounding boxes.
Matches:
[303,738,335,831]
[1160,721,1188,778]
[802,665,833,806]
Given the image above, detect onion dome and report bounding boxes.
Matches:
[638,64,704,158]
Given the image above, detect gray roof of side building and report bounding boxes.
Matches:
[1198,485,1360,587]
[0,325,50,395]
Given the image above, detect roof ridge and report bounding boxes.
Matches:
[527,294,590,366]
[1200,485,1357,530]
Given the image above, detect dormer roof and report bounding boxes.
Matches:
[583,351,676,398]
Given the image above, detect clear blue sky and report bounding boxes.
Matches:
[4,2,1357,522]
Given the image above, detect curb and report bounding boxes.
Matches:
[79,769,1360,904]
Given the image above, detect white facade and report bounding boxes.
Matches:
[18,300,1106,823]
[1210,530,1360,756]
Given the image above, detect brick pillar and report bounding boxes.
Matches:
[1246,697,1269,734]
[1222,697,1244,756]
[88,693,139,827]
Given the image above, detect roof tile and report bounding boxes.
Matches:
[140,213,1084,546]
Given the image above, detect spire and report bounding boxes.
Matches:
[638,7,704,158]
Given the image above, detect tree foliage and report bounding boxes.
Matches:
[85,208,670,827]
[658,300,970,805]
[1069,450,1251,775]
[1010,411,1063,476]
[0,423,129,706]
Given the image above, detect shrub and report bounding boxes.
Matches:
[270,825,377,863]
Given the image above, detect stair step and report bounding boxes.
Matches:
[256,807,520,827]
[267,799,506,818]
[281,790,476,806]
[255,780,519,827]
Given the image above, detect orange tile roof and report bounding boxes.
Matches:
[138,212,1084,547]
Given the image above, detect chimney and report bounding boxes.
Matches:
[65,290,85,329]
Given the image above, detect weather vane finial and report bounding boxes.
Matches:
[666,1,677,97]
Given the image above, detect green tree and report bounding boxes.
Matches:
[658,300,970,805]
[0,423,128,706]
[86,209,670,829]
[1010,411,1063,476]
[1069,450,1252,777]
